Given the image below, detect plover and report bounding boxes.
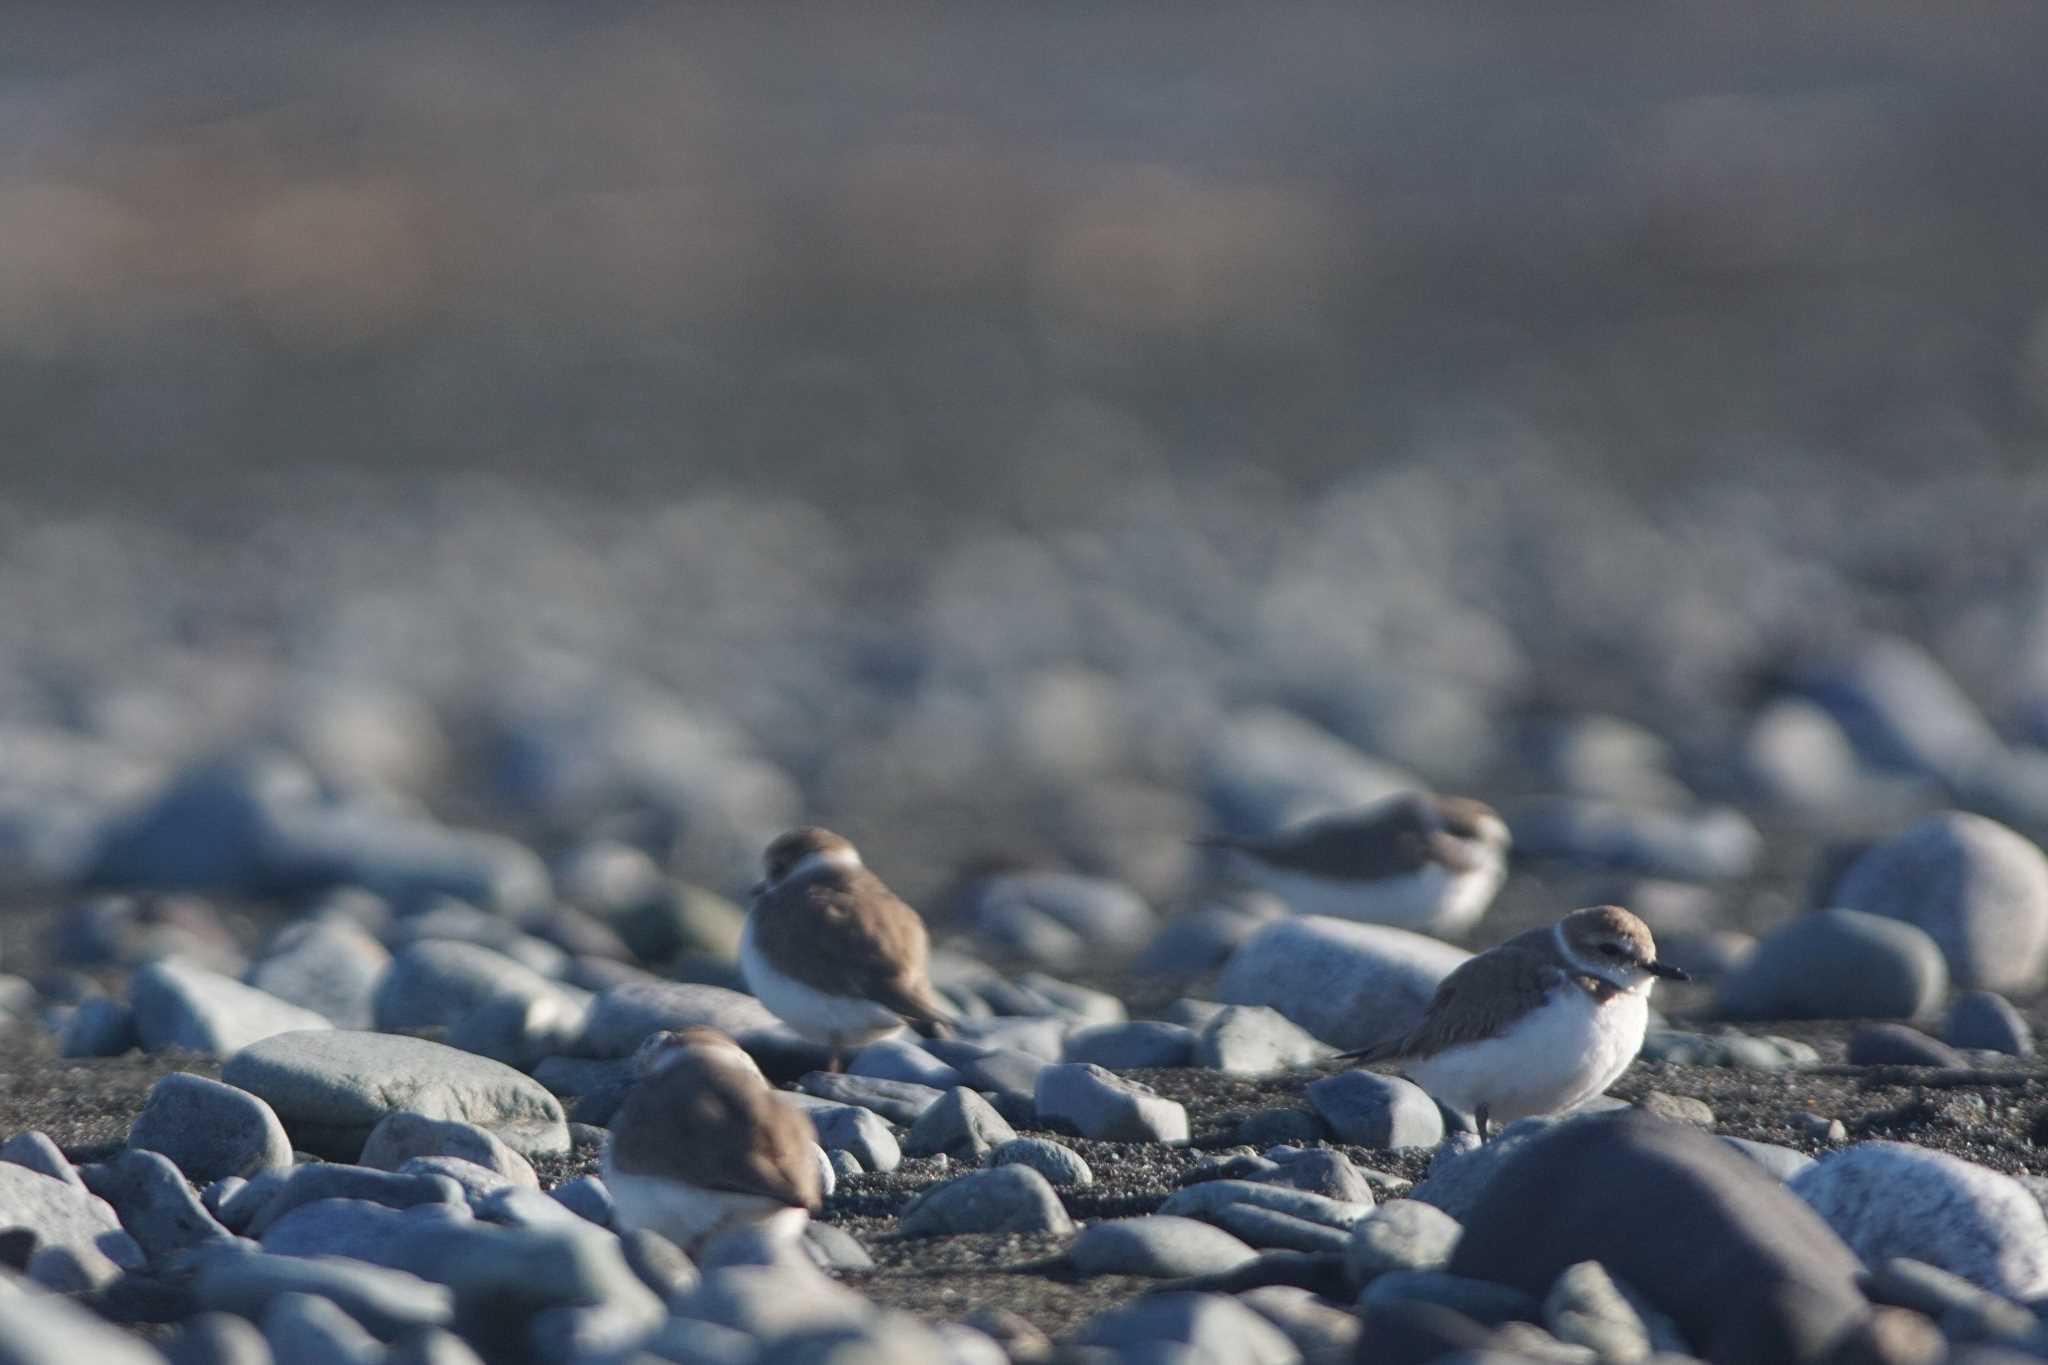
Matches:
[1345,904,1687,1138]
[741,826,953,1060]
[1197,792,1511,937]
[603,1027,822,1250]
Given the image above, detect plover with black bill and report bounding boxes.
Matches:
[741,826,954,1064]
[1344,904,1687,1139]
[603,1027,822,1251]
[1197,792,1511,937]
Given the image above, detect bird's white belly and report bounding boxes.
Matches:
[1405,986,1648,1125]
[1240,858,1501,937]
[604,1160,809,1250]
[740,917,906,1048]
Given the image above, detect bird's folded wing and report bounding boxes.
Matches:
[1347,948,1566,1062]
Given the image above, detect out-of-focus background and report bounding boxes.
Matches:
[6,2,2048,916]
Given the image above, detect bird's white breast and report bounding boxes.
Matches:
[1235,855,1502,937]
[1404,982,1649,1125]
[740,915,908,1048]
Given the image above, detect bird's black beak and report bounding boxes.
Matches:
[747,879,767,900]
[1646,960,1690,981]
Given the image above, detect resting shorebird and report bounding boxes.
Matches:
[1345,904,1688,1139]
[740,827,953,1062]
[1198,792,1511,937]
[604,1027,822,1251]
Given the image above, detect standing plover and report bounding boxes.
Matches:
[604,1027,822,1250]
[1345,904,1687,1138]
[740,827,953,1061]
[1198,792,1511,937]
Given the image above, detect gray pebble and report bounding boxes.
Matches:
[846,1038,965,1089]
[370,939,563,1035]
[1863,1256,2038,1343]
[129,1072,294,1185]
[1067,1216,1260,1278]
[247,920,390,1031]
[904,1087,1017,1161]
[1346,1199,1463,1285]
[1210,1203,1351,1254]
[1715,909,1948,1021]
[1062,1020,1197,1070]
[1848,1023,1965,1067]
[1720,1136,1816,1181]
[959,872,1157,966]
[802,1221,873,1273]
[1252,1148,1376,1205]
[1195,1005,1329,1074]
[259,1199,464,1261]
[0,1282,178,1364]
[1217,916,1468,1050]
[261,1290,385,1365]
[984,1137,1093,1188]
[0,1162,144,1274]
[360,1113,537,1188]
[444,990,590,1071]
[792,1099,901,1173]
[795,1071,944,1125]
[898,1164,1073,1237]
[161,1311,271,1365]
[400,1156,514,1204]
[132,959,334,1056]
[921,1042,1045,1120]
[1307,1069,1444,1149]
[471,1185,585,1229]
[1,1131,84,1191]
[245,1165,467,1238]
[1237,1283,1364,1358]
[59,996,138,1058]
[1635,1092,1715,1129]
[669,1262,871,1341]
[1160,1178,1372,1231]
[1034,1063,1188,1143]
[80,1148,235,1258]
[1945,991,2035,1057]
[577,980,785,1058]
[1545,1259,1692,1360]
[1133,904,1276,980]
[1075,1289,1299,1364]
[1791,1113,1849,1144]
[1362,1268,1542,1327]
[197,1248,456,1340]
[828,1149,864,1181]
[549,1175,612,1227]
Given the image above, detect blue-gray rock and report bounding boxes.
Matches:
[1307,1070,1444,1149]
[1721,1137,1817,1181]
[471,1185,588,1230]
[1159,1180,1372,1232]
[401,1157,514,1204]
[1742,697,1869,811]
[950,1014,1071,1060]
[261,1290,384,1365]
[245,1166,467,1238]
[55,892,248,974]
[1068,1216,1260,1278]
[1253,1149,1375,1205]
[898,1165,1073,1237]
[983,1138,1093,1188]
[1346,1199,1463,1284]
[0,1278,169,1364]
[1715,909,1947,1021]
[129,1073,294,1185]
[1639,1029,1820,1070]
[1448,1111,1870,1364]
[846,1038,965,1089]
[1211,1204,1351,1254]
[0,1164,144,1272]
[371,940,564,1035]
[1945,991,2035,1057]
[921,1041,1047,1119]
[222,1030,568,1161]
[390,1330,489,1365]
[827,1149,863,1182]
[258,1198,460,1260]
[1075,1289,1300,1365]
[1034,1064,1188,1142]
[668,1263,873,1342]
[1832,811,2048,993]
[1237,1284,1366,1360]
[1017,972,1127,1025]
[1195,1005,1328,1074]
[1545,1259,1693,1359]
[957,871,1157,965]
[1062,1021,1197,1070]
[1361,1268,1541,1327]
[789,1099,901,1174]
[1200,705,1423,837]
[1523,712,1687,804]
[132,959,334,1056]
[1217,916,1469,1050]
[1132,901,1279,980]
[86,753,316,893]
[0,1132,83,1191]
[794,1072,943,1125]
[195,1248,456,1340]
[360,1113,537,1188]
[1791,636,1999,783]
[261,806,551,916]
[60,997,138,1058]
[162,1311,270,1365]
[370,1217,665,1346]
[904,1087,1016,1161]
[550,1176,612,1228]
[578,980,785,1058]
[1504,797,1762,881]
[80,1149,234,1258]
[1790,1142,2048,1299]
[214,1169,291,1235]
[247,920,390,1031]
[1847,1022,1964,1067]
[1861,1256,2038,1343]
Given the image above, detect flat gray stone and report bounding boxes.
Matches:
[1791,1141,2048,1299]
[1075,1290,1299,1364]
[162,1311,271,1365]
[369,1218,663,1328]
[1237,1284,1364,1360]
[1211,1203,1351,1253]
[669,1263,874,1341]
[129,1072,293,1185]
[0,1163,144,1272]
[1195,1005,1329,1074]
[196,1249,456,1340]
[1721,1137,1816,1181]
[1833,811,2048,993]
[80,1148,234,1258]
[372,940,566,1035]
[1361,1268,1541,1326]
[132,959,334,1056]
[248,920,391,1031]
[846,1038,965,1089]
[258,1198,457,1261]
[578,981,785,1058]
[1716,909,1948,1021]
[904,1087,1016,1161]
[0,1278,167,1364]
[1034,1063,1188,1142]
[1545,1259,1693,1360]
[983,1138,1093,1188]
[1217,916,1469,1049]
[550,1176,612,1228]
[246,1166,467,1238]
[0,1132,83,1191]
[1346,1199,1463,1284]
[959,872,1157,965]
[1068,1216,1260,1278]
[1159,1179,1372,1231]
[1945,991,2035,1057]
[60,997,138,1058]
[1847,1023,1964,1067]
[794,1072,944,1125]
[1253,1148,1375,1204]
[261,1290,384,1365]
[790,1099,901,1174]
[1061,1021,1197,1070]
[899,1165,1073,1237]
[401,1157,513,1203]
[222,1030,567,1161]
[360,1113,537,1188]
[1308,1069,1444,1149]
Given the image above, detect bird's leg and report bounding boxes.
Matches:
[826,1049,846,1075]
[1475,1104,1491,1143]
